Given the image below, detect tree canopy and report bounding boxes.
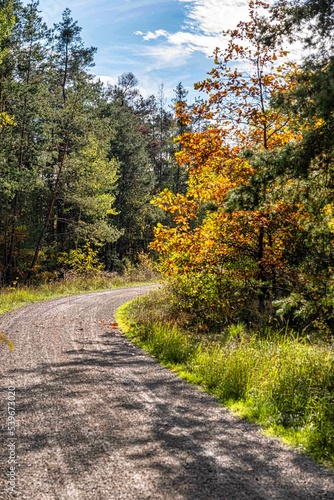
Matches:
[151,0,334,336]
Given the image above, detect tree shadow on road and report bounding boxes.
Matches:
[2,330,334,499]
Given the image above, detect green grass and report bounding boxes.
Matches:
[117,289,334,469]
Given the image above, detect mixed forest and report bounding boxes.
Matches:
[1,0,334,466]
[1,0,334,338]
[0,0,189,286]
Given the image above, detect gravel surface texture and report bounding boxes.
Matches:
[0,285,334,500]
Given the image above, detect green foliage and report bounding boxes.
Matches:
[127,320,195,365]
[103,95,156,264]
[192,344,256,399]
[167,267,262,329]
[0,3,124,284]
[0,0,15,127]
[0,1,15,65]
[58,244,103,275]
[0,4,189,284]
[117,293,195,365]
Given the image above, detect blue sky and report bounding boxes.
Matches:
[25,0,254,102]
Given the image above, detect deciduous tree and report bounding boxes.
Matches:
[151,0,303,327]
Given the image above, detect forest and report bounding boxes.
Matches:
[1,0,334,467]
[1,0,334,338]
[0,0,188,286]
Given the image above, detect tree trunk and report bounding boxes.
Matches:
[25,141,68,283]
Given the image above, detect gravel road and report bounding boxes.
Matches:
[0,285,333,500]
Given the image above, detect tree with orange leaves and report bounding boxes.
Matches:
[151,0,305,327]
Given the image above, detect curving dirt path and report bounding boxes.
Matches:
[0,285,334,500]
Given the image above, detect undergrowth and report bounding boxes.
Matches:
[117,288,334,469]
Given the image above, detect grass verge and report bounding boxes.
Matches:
[116,288,334,469]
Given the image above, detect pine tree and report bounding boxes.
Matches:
[0,0,49,283]
[25,8,118,281]
[103,83,155,268]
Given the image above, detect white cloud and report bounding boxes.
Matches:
[137,29,169,41]
[180,0,249,35]
[167,31,222,56]
[140,44,194,70]
[135,0,252,69]
[134,0,304,75]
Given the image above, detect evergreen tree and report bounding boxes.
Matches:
[170,82,191,193]
[22,8,118,281]
[0,0,50,283]
[103,82,155,268]
[0,0,14,129]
